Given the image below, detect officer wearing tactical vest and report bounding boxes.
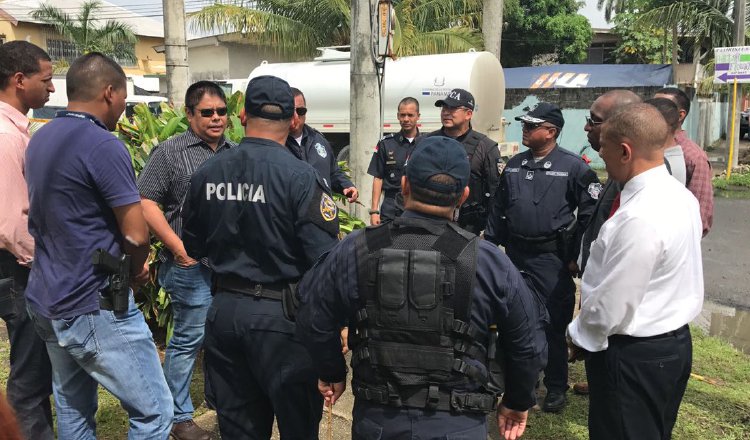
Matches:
[425,88,503,235]
[485,103,599,414]
[367,97,421,224]
[296,136,547,440]
[181,75,339,439]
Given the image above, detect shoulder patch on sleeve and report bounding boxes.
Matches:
[306,178,340,237]
[587,182,602,200]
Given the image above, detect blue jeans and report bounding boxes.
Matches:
[158,260,212,423]
[28,293,173,440]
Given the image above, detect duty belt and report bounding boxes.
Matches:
[508,233,558,254]
[214,274,289,301]
[352,381,497,413]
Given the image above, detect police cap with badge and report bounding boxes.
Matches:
[435,88,475,110]
[515,102,564,130]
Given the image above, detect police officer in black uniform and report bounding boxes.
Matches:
[181,75,339,439]
[286,87,359,203]
[296,136,547,440]
[426,88,503,234]
[367,97,421,224]
[485,103,599,413]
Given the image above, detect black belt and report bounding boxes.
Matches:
[352,382,497,413]
[214,274,290,301]
[508,235,558,254]
[609,324,689,343]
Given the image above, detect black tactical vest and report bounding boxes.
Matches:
[349,216,497,413]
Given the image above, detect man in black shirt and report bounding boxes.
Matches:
[182,75,339,439]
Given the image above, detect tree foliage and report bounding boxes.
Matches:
[611,11,673,63]
[189,0,483,59]
[31,0,137,63]
[501,0,593,67]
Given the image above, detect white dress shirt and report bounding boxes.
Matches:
[664,144,687,186]
[568,165,703,352]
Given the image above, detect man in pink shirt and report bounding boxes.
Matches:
[654,87,714,236]
[0,40,55,439]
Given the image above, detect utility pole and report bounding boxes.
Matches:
[163,0,189,108]
[483,0,503,61]
[729,0,746,169]
[350,0,379,222]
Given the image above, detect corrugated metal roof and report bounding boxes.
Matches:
[504,64,673,89]
[0,0,164,38]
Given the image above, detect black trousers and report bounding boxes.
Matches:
[380,194,398,222]
[0,251,53,440]
[586,325,692,440]
[204,291,322,439]
[506,247,575,394]
[352,400,487,440]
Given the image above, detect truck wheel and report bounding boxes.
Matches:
[337,145,350,163]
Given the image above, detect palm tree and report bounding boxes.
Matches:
[188,0,483,59]
[31,0,138,64]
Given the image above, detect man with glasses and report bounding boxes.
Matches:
[287,87,358,203]
[138,81,235,440]
[485,103,599,413]
[426,88,502,234]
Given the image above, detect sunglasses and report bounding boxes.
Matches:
[585,115,604,126]
[195,107,228,117]
[295,107,308,116]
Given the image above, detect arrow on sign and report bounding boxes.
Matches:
[718,72,750,82]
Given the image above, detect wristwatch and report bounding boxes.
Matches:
[369,209,380,215]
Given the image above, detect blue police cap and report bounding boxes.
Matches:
[406,136,470,193]
[244,75,295,120]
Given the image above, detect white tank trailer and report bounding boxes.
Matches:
[248,48,517,157]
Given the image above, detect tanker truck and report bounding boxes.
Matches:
[247,47,517,159]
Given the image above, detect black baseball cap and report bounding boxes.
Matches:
[435,88,475,110]
[406,136,469,193]
[515,102,565,128]
[244,75,295,120]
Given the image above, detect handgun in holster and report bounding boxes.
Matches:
[458,201,487,231]
[281,282,300,322]
[92,249,131,313]
[555,218,578,263]
[486,324,506,395]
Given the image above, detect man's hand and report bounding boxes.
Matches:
[340,327,349,354]
[370,213,381,225]
[568,261,580,277]
[174,249,198,268]
[497,405,528,440]
[567,335,588,363]
[131,261,150,289]
[343,187,359,203]
[318,380,346,406]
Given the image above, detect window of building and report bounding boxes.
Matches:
[46,38,81,62]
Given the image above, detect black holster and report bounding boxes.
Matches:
[281,283,299,322]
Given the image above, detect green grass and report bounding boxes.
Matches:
[2,326,748,439]
[713,170,750,190]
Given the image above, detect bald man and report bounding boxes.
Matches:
[567,103,703,440]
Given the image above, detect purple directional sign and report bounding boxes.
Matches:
[715,46,750,84]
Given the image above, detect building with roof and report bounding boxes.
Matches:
[0,0,165,89]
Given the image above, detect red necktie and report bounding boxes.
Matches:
[608,192,621,219]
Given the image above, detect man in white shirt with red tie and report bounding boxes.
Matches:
[567,103,703,440]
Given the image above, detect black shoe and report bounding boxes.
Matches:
[542,391,567,413]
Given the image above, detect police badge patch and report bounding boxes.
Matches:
[588,182,602,200]
[320,193,337,221]
[315,143,328,158]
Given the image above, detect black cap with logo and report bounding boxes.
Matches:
[435,88,475,110]
[515,102,565,128]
